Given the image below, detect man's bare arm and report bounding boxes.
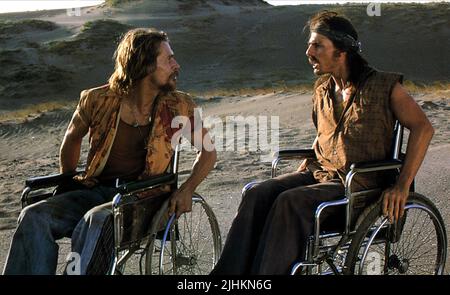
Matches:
[168,128,217,218]
[297,136,318,172]
[59,113,89,173]
[382,82,434,222]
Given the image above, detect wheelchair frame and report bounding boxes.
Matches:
[20,145,222,275]
[270,122,447,275]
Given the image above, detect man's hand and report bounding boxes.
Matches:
[168,184,194,219]
[296,159,308,172]
[382,185,410,223]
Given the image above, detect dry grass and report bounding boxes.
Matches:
[403,80,450,97]
[192,80,449,99]
[191,83,314,98]
[0,101,76,124]
[1,80,446,124]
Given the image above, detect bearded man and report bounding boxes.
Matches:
[3,28,216,275]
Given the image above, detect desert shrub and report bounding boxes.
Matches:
[46,19,131,55]
[0,19,57,35]
[105,0,137,7]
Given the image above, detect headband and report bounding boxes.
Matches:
[313,28,362,53]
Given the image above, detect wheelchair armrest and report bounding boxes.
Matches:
[272,149,316,178]
[350,159,402,173]
[273,149,316,160]
[25,171,81,189]
[118,173,177,194]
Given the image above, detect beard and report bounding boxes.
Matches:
[159,81,176,93]
[151,72,178,93]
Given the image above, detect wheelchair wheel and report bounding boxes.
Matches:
[344,193,447,275]
[145,193,222,274]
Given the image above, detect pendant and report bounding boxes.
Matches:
[133,122,139,128]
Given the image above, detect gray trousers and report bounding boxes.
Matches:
[211,171,345,275]
[2,185,117,275]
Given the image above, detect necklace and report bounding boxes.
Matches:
[130,104,152,127]
[130,105,150,150]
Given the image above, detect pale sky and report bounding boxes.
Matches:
[266,0,445,4]
[0,0,445,14]
[0,1,104,14]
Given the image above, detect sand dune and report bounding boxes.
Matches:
[0,0,448,112]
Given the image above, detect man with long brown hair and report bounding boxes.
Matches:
[3,28,216,275]
[211,11,434,275]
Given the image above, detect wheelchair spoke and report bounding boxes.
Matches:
[407,250,439,267]
[404,264,434,275]
[397,212,436,263]
[188,207,194,251]
[389,227,437,273]
[400,210,430,258]
[181,205,196,253]
[193,238,215,268]
[177,214,191,253]
[408,248,439,261]
[395,216,417,258]
[191,203,211,255]
[194,203,206,252]
[196,238,212,261]
[181,220,198,253]
[403,229,435,262]
[186,204,199,253]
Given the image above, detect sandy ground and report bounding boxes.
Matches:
[0,90,449,273]
[0,0,449,274]
[0,1,448,111]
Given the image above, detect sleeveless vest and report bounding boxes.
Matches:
[308,67,403,190]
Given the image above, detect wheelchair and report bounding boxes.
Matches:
[265,121,447,275]
[20,146,222,275]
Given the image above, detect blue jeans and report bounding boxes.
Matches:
[2,185,117,275]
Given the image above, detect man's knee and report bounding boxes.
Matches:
[241,179,277,205]
[18,202,49,225]
[83,206,112,228]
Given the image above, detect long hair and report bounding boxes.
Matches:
[108,28,168,96]
[305,11,369,84]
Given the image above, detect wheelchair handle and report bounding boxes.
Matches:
[117,173,177,194]
[24,171,81,189]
